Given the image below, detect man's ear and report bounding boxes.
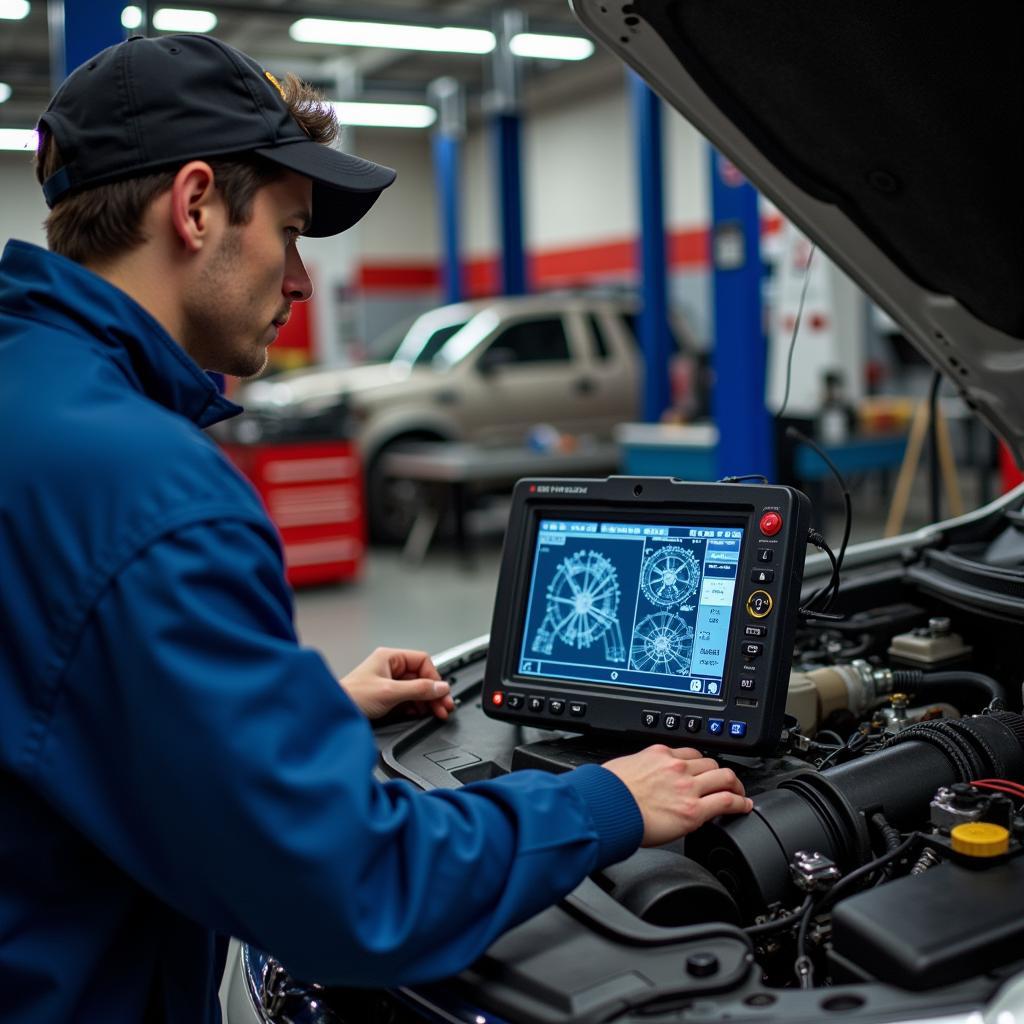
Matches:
[169,161,219,253]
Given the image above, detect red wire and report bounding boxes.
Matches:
[971,779,1024,800]
[972,778,1024,795]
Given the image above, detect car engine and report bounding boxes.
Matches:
[231,486,1024,1024]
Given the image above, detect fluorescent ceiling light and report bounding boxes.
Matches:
[0,0,30,20]
[331,101,436,129]
[152,7,217,32]
[509,33,595,61]
[0,128,37,151]
[121,5,142,29]
[0,82,11,104]
[290,18,495,55]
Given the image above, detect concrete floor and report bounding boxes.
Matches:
[294,543,504,677]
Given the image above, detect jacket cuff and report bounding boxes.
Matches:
[564,763,644,868]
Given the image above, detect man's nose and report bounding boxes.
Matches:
[284,246,313,302]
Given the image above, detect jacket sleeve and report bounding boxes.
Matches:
[32,517,643,986]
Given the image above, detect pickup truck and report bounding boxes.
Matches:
[231,293,700,542]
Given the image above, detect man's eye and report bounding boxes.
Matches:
[285,227,301,244]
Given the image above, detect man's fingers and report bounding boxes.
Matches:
[699,790,754,820]
[692,767,745,798]
[681,757,720,776]
[390,676,450,703]
[389,649,441,681]
[667,746,704,761]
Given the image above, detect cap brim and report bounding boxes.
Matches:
[255,140,397,237]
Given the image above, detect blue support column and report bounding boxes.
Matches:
[709,149,773,480]
[489,9,527,296]
[494,113,526,295]
[430,77,465,305]
[630,72,672,423]
[432,134,462,304]
[48,0,126,85]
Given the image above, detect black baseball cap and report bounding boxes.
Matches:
[37,33,397,237]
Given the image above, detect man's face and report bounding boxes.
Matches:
[182,170,313,378]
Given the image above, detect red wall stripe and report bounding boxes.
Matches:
[358,218,784,295]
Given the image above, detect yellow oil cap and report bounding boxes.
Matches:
[950,822,1010,858]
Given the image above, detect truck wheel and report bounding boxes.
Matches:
[366,454,429,545]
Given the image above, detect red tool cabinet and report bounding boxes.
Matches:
[222,441,365,587]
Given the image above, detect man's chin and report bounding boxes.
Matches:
[209,348,271,381]
[235,350,272,380]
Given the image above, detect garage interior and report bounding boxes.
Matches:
[4,3,1024,1023]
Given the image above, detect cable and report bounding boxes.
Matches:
[819,832,921,912]
[802,529,839,613]
[787,426,853,577]
[718,474,770,485]
[745,895,813,938]
[795,899,815,988]
[870,811,903,880]
[928,370,942,523]
[817,727,871,769]
[815,729,846,747]
[972,778,1024,800]
[776,243,818,422]
[870,811,902,854]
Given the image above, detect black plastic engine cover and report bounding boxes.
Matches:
[831,857,1024,990]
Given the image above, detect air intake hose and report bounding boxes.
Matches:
[684,711,1024,920]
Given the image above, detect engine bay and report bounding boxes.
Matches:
[238,483,1024,1024]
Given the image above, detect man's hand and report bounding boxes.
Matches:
[603,745,752,846]
[340,647,455,721]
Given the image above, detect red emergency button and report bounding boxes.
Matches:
[759,512,783,536]
[491,691,504,707]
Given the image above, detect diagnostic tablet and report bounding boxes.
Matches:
[483,477,811,753]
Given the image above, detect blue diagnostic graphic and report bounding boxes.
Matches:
[519,520,742,697]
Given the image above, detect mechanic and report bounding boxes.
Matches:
[0,34,752,1023]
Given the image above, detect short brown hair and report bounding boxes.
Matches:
[35,72,338,266]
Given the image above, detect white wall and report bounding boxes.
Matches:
[459,80,711,263]
[345,129,438,262]
[525,86,634,249]
[665,106,711,229]
[1,151,50,249]
[462,125,496,261]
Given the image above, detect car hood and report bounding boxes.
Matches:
[241,362,422,413]
[572,1,1024,460]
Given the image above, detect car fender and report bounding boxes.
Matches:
[359,409,461,468]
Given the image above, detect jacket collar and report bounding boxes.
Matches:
[0,240,241,428]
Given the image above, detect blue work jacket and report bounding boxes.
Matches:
[0,240,643,1023]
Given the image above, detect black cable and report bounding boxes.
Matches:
[795,898,815,988]
[787,426,853,577]
[802,530,839,612]
[745,895,813,938]
[816,729,846,747]
[928,370,943,523]
[792,831,922,989]
[776,244,818,422]
[870,811,903,880]
[818,833,921,912]
[870,811,903,855]
[817,727,870,769]
[718,474,770,485]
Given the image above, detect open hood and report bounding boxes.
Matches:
[571,1,1024,461]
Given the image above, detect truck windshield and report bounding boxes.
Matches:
[391,311,471,367]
